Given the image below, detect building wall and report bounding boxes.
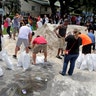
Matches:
[20,0,51,17]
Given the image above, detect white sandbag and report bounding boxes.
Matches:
[17,51,30,71]
[91,54,96,71]
[0,67,3,76]
[36,56,44,64]
[80,55,88,70]
[76,52,84,69]
[2,50,14,70]
[0,51,2,60]
[17,52,24,67]
[86,54,93,72]
[23,52,30,70]
[1,37,5,49]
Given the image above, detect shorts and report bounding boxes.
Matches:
[82,44,91,54]
[16,38,29,47]
[58,37,65,49]
[13,27,19,33]
[33,44,47,54]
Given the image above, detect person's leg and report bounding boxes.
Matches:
[32,53,36,64]
[61,55,70,75]
[32,45,40,64]
[25,47,29,53]
[93,43,95,52]
[14,46,20,56]
[13,38,22,58]
[56,48,62,59]
[42,44,47,62]
[68,55,78,75]
[0,36,2,51]
[56,48,60,56]
[23,39,29,53]
[13,27,16,40]
[13,27,18,40]
[56,38,62,59]
[61,37,65,56]
[7,26,11,38]
[44,51,47,62]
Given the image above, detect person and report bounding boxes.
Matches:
[28,13,33,26]
[32,35,47,64]
[0,16,3,51]
[6,14,11,38]
[42,15,49,25]
[54,19,69,59]
[36,16,43,28]
[12,13,23,40]
[13,21,32,59]
[79,33,92,54]
[87,29,95,52]
[59,29,82,76]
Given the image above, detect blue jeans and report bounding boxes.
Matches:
[62,54,79,75]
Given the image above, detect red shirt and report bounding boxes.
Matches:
[32,36,47,44]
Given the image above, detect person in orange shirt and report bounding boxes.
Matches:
[79,33,92,54]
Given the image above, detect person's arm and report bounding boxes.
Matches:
[54,25,61,38]
[32,39,36,48]
[28,32,32,44]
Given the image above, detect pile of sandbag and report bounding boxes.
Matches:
[76,52,96,71]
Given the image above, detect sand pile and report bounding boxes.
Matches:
[34,23,88,56]
[35,23,59,56]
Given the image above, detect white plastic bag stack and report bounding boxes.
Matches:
[0,67,3,76]
[76,53,95,71]
[2,50,14,70]
[80,54,88,70]
[18,51,30,71]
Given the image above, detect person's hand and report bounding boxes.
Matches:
[56,33,61,38]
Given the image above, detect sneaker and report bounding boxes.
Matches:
[59,71,65,76]
[56,56,62,59]
[13,55,17,59]
[61,54,65,57]
[28,46,31,49]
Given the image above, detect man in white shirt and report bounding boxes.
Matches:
[13,22,32,58]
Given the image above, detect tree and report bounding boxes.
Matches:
[48,0,96,18]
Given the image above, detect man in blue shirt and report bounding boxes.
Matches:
[87,29,95,52]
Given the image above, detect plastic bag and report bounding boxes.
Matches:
[86,54,93,72]
[0,51,2,60]
[23,52,30,70]
[0,67,3,76]
[76,52,84,69]
[17,52,23,67]
[91,54,96,71]
[80,55,88,70]
[1,37,5,49]
[18,51,30,71]
[2,50,14,70]
[36,56,44,64]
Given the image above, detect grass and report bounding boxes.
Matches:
[2,22,37,35]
